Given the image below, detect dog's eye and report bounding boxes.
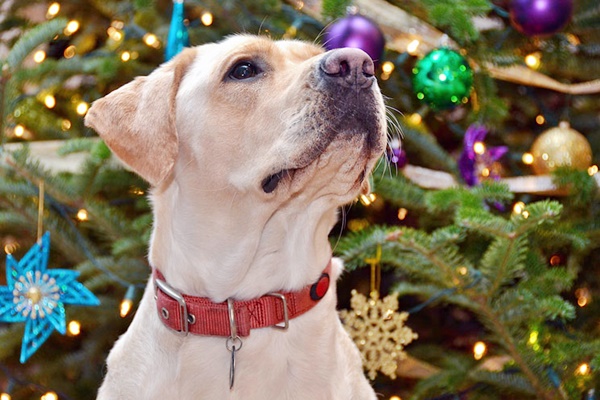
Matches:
[229,62,258,80]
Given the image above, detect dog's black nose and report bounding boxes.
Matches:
[320,48,375,89]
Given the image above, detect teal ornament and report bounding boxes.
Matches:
[0,232,100,363]
[412,48,473,110]
[165,0,189,61]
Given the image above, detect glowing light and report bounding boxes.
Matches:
[120,51,131,62]
[33,50,46,63]
[41,392,58,400]
[4,241,19,254]
[44,94,56,109]
[575,288,591,307]
[406,39,420,55]
[120,285,136,317]
[14,124,25,138]
[359,193,377,206]
[513,201,525,214]
[65,20,80,35]
[549,254,562,266]
[47,2,60,18]
[588,165,598,176]
[0,393,11,400]
[67,320,81,336]
[61,119,71,131]
[457,266,468,275]
[107,27,123,41]
[525,52,541,69]
[382,61,395,74]
[63,45,76,59]
[408,113,422,125]
[438,73,447,82]
[522,153,534,165]
[522,211,530,219]
[120,299,133,318]
[528,330,538,345]
[390,396,402,400]
[576,363,590,375]
[76,209,88,221]
[143,33,160,48]
[481,168,490,177]
[473,341,487,360]
[201,11,214,26]
[111,20,124,30]
[536,114,545,125]
[397,208,408,221]
[76,101,89,115]
[473,141,486,155]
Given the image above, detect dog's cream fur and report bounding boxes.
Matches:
[86,35,387,399]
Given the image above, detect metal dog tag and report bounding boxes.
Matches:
[229,344,237,390]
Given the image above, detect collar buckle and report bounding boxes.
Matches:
[154,277,190,336]
[266,293,289,330]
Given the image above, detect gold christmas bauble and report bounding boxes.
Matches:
[530,121,593,175]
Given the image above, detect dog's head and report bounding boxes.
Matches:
[85,35,386,205]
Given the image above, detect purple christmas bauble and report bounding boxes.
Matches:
[324,15,385,63]
[509,0,573,36]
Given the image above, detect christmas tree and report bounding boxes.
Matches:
[1,0,599,399]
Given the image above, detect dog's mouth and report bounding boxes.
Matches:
[261,169,293,193]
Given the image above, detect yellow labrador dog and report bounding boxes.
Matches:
[86,35,386,400]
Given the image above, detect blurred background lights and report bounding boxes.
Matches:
[76,101,89,115]
[67,320,81,336]
[33,50,46,63]
[64,20,80,35]
[46,2,60,18]
[473,341,487,360]
[201,11,214,26]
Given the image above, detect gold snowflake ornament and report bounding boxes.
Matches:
[340,290,418,380]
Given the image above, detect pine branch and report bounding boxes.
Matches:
[4,18,68,71]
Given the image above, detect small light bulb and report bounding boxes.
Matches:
[201,12,214,26]
[33,50,46,63]
[107,27,123,41]
[47,2,60,18]
[44,94,56,109]
[522,153,534,165]
[41,392,58,400]
[407,113,422,125]
[0,393,11,400]
[535,114,545,125]
[68,320,81,336]
[65,20,80,35]
[513,201,525,214]
[359,193,376,206]
[397,208,408,221]
[14,124,25,138]
[76,101,89,115]
[63,45,76,59]
[111,20,124,30]
[381,61,395,74]
[120,285,136,318]
[588,165,598,176]
[525,52,541,69]
[120,299,133,318]
[120,51,131,62]
[576,363,590,375]
[473,141,486,155]
[61,119,71,131]
[143,33,160,48]
[406,39,420,55]
[473,341,487,360]
[389,396,402,400]
[76,209,88,221]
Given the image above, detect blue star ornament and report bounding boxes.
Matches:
[0,232,100,363]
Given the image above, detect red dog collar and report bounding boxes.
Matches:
[153,261,332,337]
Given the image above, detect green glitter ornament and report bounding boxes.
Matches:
[412,48,473,110]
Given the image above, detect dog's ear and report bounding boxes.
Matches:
[85,48,196,186]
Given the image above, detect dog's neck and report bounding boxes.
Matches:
[147,179,338,303]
